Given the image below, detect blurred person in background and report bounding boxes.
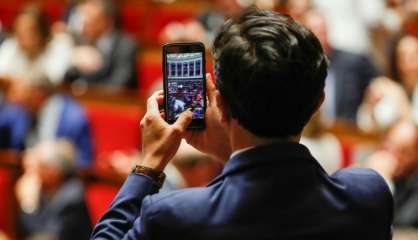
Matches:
[313,0,385,55]
[303,10,380,125]
[65,0,138,91]
[4,71,93,169]
[171,140,222,187]
[359,35,418,132]
[372,0,418,73]
[15,139,92,240]
[367,120,418,228]
[301,112,343,174]
[108,140,221,190]
[390,35,418,123]
[108,150,186,192]
[357,76,412,133]
[0,7,73,85]
[159,0,275,46]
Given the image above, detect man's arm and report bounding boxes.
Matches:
[91,75,230,239]
[92,91,193,239]
[91,173,158,240]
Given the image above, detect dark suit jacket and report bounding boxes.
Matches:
[66,31,138,90]
[55,95,94,168]
[19,177,92,240]
[0,103,28,149]
[92,142,393,239]
[330,49,379,123]
[0,95,93,168]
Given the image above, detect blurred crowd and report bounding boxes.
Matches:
[0,0,418,239]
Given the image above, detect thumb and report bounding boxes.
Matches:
[172,110,193,132]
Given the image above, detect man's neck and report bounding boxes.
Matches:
[229,120,301,156]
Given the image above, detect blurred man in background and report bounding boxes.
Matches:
[65,0,138,90]
[5,71,93,168]
[160,0,264,46]
[367,120,418,228]
[303,10,380,125]
[15,139,92,240]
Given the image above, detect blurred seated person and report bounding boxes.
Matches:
[0,79,27,149]
[0,7,73,85]
[303,10,380,125]
[15,139,92,240]
[108,150,186,192]
[108,141,221,190]
[5,71,93,168]
[65,0,138,90]
[172,141,223,187]
[159,0,250,46]
[361,35,418,132]
[389,35,418,123]
[300,112,343,174]
[357,76,412,133]
[367,120,418,228]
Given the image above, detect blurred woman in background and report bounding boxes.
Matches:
[358,35,418,132]
[0,7,73,85]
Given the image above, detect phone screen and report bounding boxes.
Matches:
[165,50,205,128]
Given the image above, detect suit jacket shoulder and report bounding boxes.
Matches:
[332,168,394,226]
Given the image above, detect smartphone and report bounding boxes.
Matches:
[163,42,206,130]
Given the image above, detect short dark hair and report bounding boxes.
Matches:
[213,8,328,138]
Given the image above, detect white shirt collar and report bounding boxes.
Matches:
[230,146,254,159]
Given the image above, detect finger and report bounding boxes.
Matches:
[206,73,216,106]
[159,110,166,119]
[157,95,164,109]
[147,90,164,115]
[172,110,193,133]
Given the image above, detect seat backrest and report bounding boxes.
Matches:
[85,103,143,166]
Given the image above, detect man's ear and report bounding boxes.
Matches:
[216,91,230,123]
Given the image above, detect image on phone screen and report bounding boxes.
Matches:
[166,52,204,122]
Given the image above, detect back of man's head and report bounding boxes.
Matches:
[214,8,328,138]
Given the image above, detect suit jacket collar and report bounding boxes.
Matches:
[208,141,318,186]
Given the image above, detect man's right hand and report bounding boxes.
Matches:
[184,74,231,162]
